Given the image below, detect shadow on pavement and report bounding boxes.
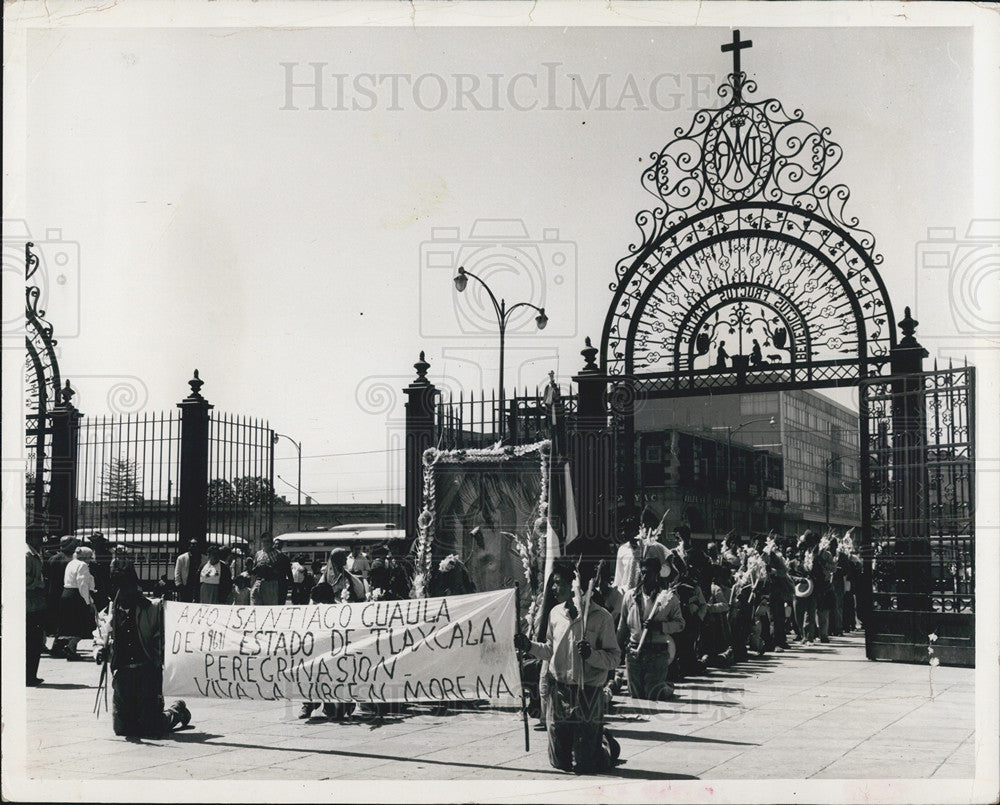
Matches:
[38,683,94,690]
[159,731,225,743]
[607,766,700,781]
[153,738,573,776]
[669,697,741,708]
[611,728,757,747]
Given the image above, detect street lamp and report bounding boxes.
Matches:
[712,416,776,532]
[452,265,549,441]
[272,432,302,531]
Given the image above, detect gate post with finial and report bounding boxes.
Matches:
[570,338,614,561]
[404,352,437,543]
[889,307,931,610]
[177,370,214,555]
[48,380,82,536]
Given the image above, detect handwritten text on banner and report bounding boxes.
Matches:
[162,589,520,704]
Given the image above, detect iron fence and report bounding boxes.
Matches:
[77,411,182,538]
[434,386,576,450]
[72,383,274,585]
[207,412,275,550]
[861,362,975,615]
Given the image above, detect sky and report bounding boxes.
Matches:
[10,20,985,505]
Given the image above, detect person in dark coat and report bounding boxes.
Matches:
[27,530,47,686]
[45,535,77,657]
[94,562,192,738]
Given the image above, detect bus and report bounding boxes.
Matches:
[276,524,407,567]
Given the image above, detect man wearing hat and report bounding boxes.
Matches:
[173,539,202,603]
[45,535,77,657]
[94,561,192,738]
[617,556,685,701]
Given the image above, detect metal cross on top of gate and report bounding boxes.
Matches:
[721,29,753,98]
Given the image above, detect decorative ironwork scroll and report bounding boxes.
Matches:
[601,31,896,389]
[25,241,63,526]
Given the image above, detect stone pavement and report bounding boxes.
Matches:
[20,633,974,783]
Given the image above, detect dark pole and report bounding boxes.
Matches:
[726,428,733,532]
[296,440,302,532]
[273,432,304,531]
[514,581,530,752]
[268,436,276,535]
[498,300,506,441]
[825,457,831,529]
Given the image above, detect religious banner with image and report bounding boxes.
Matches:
[162,588,520,704]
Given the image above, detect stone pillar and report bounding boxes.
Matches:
[47,380,82,536]
[404,352,437,544]
[177,370,213,552]
[889,307,930,610]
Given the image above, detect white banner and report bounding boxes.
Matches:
[162,589,520,704]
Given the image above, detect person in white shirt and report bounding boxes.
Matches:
[60,545,97,660]
[199,545,231,604]
[613,508,670,593]
[516,559,621,774]
[617,556,685,700]
[174,540,202,603]
[345,542,371,579]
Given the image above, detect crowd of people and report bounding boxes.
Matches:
[25,529,419,737]
[27,516,864,767]
[516,508,865,774]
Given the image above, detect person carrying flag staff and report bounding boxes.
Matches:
[515,558,621,774]
[617,555,685,701]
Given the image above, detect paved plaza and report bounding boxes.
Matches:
[19,632,975,784]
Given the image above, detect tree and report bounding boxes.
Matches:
[207,478,237,507]
[103,458,142,503]
[233,475,280,507]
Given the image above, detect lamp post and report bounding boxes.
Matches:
[272,432,302,531]
[452,265,548,441]
[712,416,776,532]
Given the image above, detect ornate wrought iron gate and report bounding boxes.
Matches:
[859,363,975,667]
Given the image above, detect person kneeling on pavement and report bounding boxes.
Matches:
[617,556,685,701]
[93,561,191,738]
[514,559,621,775]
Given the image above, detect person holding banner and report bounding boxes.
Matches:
[617,556,685,701]
[515,559,620,774]
[93,562,192,738]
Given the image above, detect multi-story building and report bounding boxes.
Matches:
[634,390,860,537]
[635,427,785,538]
